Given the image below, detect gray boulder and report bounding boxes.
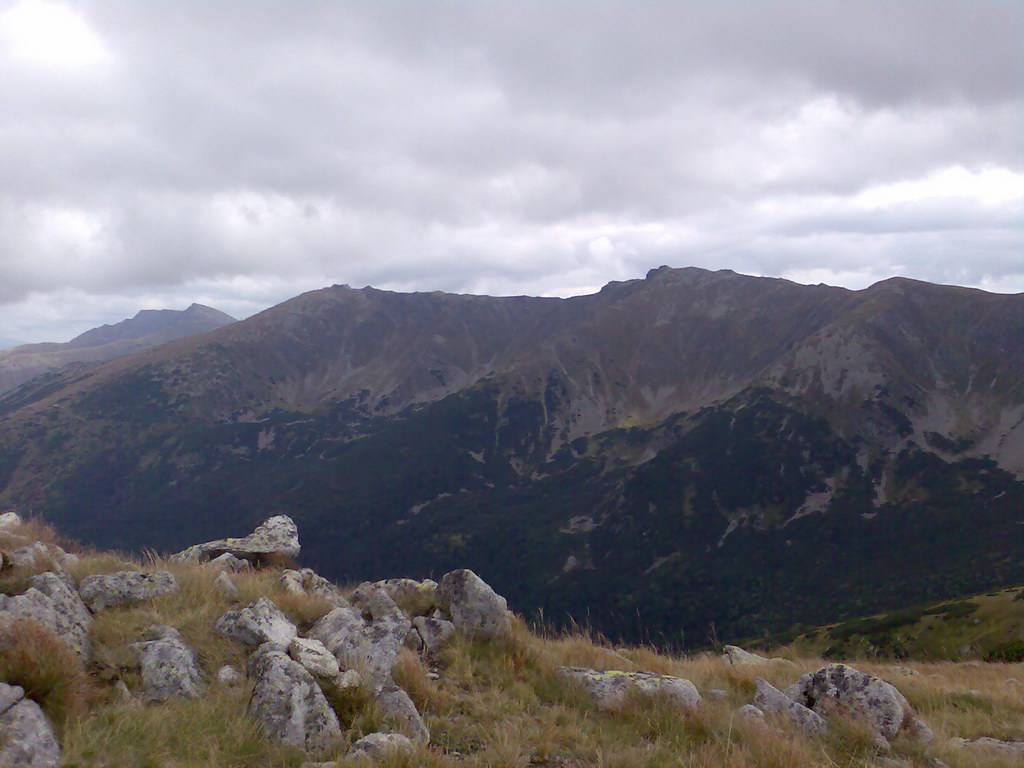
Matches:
[347,732,415,761]
[78,570,178,612]
[27,572,92,660]
[172,515,300,566]
[952,736,1024,754]
[216,665,243,686]
[723,645,771,665]
[376,685,429,744]
[288,637,341,679]
[0,684,60,768]
[208,552,251,571]
[131,626,204,702]
[413,616,455,659]
[311,587,411,694]
[378,578,438,618]
[213,571,238,601]
[0,512,21,529]
[438,569,510,641]
[794,664,931,745]
[556,667,701,711]
[0,589,59,642]
[247,645,341,757]
[215,597,297,648]
[752,677,826,735]
[279,568,350,607]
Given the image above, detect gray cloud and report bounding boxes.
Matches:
[0,0,1020,341]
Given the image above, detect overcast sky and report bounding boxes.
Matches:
[0,0,1021,342]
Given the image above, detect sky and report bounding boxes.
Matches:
[0,0,1021,342]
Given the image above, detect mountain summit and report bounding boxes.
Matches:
[0,268,1020,643]
[0,303,236,396]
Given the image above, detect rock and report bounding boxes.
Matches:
[0,683,24,715]
[332,669,361,691]
[347,732,415,761]
[708,688,728,701]
[377,578,438,617]
[4,542,54,572]
[216,597,297,648]
[131,626,204,702]
[404,627,424,653]
[412,616,455,659]
[953,736,1024,754]
[722,645,771,665]
[247,645,341,757]
[0,512,22,529]
[280,570,306,596]
[78,570,178,612]
[216,665,243,686]
[894,666,919,676]
[310,589,410,694]
[736,704,766,723]
[172,515,300,566]
[782,673,812,702]
[27,572,92,659]
[0,589,59,646]
[112,680,132,704]
[288,637,340,679]
[753,678,826,735]
[556,667,702,711]
[213,571,238,601]
[208,552,251,572]
[376,684,429,744]
[0,691,61,768]
[438,569,510,641]
[794,664,928,744]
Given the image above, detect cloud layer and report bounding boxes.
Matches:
[1,0,1021,341]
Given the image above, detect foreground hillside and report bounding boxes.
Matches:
[0,267,1022,645]
[1,514,1023,767]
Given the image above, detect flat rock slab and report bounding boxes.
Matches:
[248,646,341,758]
[172,515,299,566]
[0,694,61,768]
[557,667,702,711]
[78,571,177,612]
[723,645,771,665]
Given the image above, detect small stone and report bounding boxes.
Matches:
[213,571,238,601]
[347,732,415,761]
[280,570,306,596]
[722,645,770,665]
[557,667,701,711]
[438,569,510,641]
[216,665,243,686]
[708,688,728,701]
[112,680,132,704]
[0,512,22,529]
[753,678,826,735]
[412,616,455,659]
[131,626,204,702]
[208,552,250,572]
[736,704,765,722]
[376,684,429,744]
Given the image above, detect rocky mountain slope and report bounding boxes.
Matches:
[0,267,1021,644]
[0,303,236,396]
[1,512,1022,767]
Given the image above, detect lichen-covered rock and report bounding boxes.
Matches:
[952,736,1024,754]
[78,570,177,612]
[347,732,415,761]
[280,570,306,596]
[723,645,771,665]
[208,552,251,572]
[279,568,350,607]
[131,626,204,702]
[172,515,300,566]
[378,578,438,618]
[247,645,341,757]
[216,597,297,648]
[438,569,510,641]
[0,512,22,529]
[736,704,766,724]
[556,667,701,711]
[288,637,341,679]
[310,587,410,694]
[0,685,61,768]
[376,685,429,744]
[213,570,238,601]
[0,589,58,642]
[793,664,929,745]
[413,616,455,659]
[752,677,826,735]
[28,572,92,659]
[216,665,242,686]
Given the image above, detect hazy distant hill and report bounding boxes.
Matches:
[0,303,236,396]
[0,337,24,351]
[0,267,1021,645]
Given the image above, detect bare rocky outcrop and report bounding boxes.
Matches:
[27,571,92,660]
[172,515,300,566]
[78,570,178,612]
[438,569,510,641]
[131,626,204,702]
[216,597,297,648]
[556,667,702,711]
[0,683,60,768]
[247,645,341,757]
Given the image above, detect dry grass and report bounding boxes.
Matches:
[3,543,1022,767]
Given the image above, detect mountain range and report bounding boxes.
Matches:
[0,304,236,396]
[0,266,1020,645]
